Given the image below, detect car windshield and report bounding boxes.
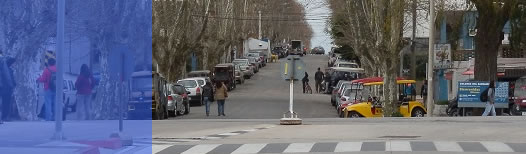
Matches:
[177,80,197,88]
[173,85,186,94]
[339,63,359,68]
[132,76,152,90]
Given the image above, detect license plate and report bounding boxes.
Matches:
[522,112,526,116]
[128,105,135,111]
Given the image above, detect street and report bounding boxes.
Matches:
[148,55,526,154]
[172,55,336,119]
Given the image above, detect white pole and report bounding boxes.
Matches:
[427,0,435,117]
[258,11,262,40]
[289,80,293,114]
[53,0,65,140]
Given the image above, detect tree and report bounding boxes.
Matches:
[153,0,313,82]
[470,0,519,81]
[328,0,407,116]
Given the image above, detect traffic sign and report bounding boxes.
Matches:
[280,55,305,81]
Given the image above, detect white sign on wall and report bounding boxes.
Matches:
[434,44,452,69]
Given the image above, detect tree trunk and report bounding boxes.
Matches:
[473,16,504,81]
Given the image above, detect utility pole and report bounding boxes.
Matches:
[53,0,65,140]
[258,11,262,40]
[427,0,435,117]
[411,0,417,79]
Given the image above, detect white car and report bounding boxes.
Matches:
[335,61,359,68]
[177,79,203,106]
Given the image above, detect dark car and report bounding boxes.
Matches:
[214,63,236,91]
[127,71,168,120]
[173,84,190,115]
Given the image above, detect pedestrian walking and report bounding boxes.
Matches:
[302,72,309,93]
[214,82,228,116]
[324,69,331,94]
[202,81,214,116]
[0,57,16,122]
[421,80,428,105]
[75,64,95,120]
[482,80,496,116]
[314,68,324,93]
[37,58,57,121]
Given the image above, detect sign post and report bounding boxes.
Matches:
[280,55,304,125]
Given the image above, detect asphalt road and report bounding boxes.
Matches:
[171,54,336,119]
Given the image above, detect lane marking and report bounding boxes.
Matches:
[283,143,314,153]
[387,141,411,151]
[334,142,362,152]
[181,144,220,154]
[231,143,267,154]
[434,141,463,152]
[481,141,514,152]
[152,145,172,154]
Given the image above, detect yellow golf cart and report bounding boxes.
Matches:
[343,80,427,118]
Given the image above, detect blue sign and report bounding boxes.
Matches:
[457,81,509,108]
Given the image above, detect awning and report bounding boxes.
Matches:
[461,68,505,76]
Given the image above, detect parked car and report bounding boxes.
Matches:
[171,84,190,115]
[510,76,526,116]
[334,62,359,68]
[235,65,245,84]
[187,70,213,78]
[337,87,363,117]
[331,80,352,106]
[240,65,254,79]
[214,63,236,91]
[247,57,260,72]
[128,71,168,120]
[247,52,266,67]
[177,79,203,106]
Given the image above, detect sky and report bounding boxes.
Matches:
[298,0,333,54]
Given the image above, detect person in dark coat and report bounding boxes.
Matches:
[324,70,331,94]
[314,68,324,93]
[202,81,214,116]
[0,56,16,123]
[302,72,309,93]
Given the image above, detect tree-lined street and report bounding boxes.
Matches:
[172,55,336,119]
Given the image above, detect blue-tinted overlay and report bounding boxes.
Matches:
[0,0,152,153]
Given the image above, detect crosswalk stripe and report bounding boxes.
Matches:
[434,141,463,152]
[283,143,315,153]
[481,141,515,152]
[231,143,267,154]
[387,141,411,151]
[181,144,220,154]
[152,145,172,154]
[334,142,362,152]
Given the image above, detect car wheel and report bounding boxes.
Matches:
[184,102,190,114]
[349,111,361,118]
[178,102,186,115]
[510,103,521,116]
[411,108,425,117]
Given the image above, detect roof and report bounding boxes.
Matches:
[363,80,416,86]
[351,77,406,83]
[330,67,365,72]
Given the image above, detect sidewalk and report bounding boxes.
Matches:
[0,120,152,154]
